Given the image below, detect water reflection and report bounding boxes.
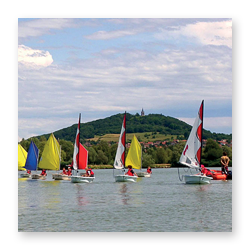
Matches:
[119,184,129,205]
[117,182,144,206]
[40,181,61,210]
[75,184,89,207]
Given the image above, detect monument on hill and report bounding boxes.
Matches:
[141,108,145,116]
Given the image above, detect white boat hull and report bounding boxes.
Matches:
[114,175,138,182]
[20,173,31,178]
[184,174,212,184]
[71,176,95,183]
[31,174,46,180]
[137,172,151,178]
[52,173,71,181]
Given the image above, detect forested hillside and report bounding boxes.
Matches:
[38,113,232,143]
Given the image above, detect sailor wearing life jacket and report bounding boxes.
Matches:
[67,167,72,176]
[147,166,152,174]
[86,167,94,177]
[201,165,211,176]
[40,169,47,176]
[60,167,67,175]
[125,165,138,177]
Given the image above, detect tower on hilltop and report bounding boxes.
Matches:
[141,108,145,116]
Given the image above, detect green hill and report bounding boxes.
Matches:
[38,113,232,142]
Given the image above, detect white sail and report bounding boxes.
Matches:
[114,114,126,170]
[72,114,81,171]
[179,101,203,169]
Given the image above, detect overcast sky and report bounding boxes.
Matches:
[18,18,232,139]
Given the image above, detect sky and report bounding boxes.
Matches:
[18,18,232,140]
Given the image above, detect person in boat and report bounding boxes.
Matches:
[81,167,94,177]
[147,166,152,174]
[125,165,138,177]
[60,167,67,175]
[200,164,211,176]
[67,167,72,176]
[27,170,31,174]
[221,152,230,174]
[40,169,47,176]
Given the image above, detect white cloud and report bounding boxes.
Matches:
[156,20,232,48]
[84,19,232,48]
[18,19,232,139]
[18,45,53,67]
[18,46,231,120]
[85,29,139,40]
[18,18,77,39]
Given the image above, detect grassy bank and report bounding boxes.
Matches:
[89,164,171,169]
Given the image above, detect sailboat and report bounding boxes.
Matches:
[126,135,150,177]
[113,113,138,182]
[31,133,61,180]
[18,144,27,171]
[178,100,212,184]
[71,114,94,183]
[20,141,39,178]
[53,167,71,181]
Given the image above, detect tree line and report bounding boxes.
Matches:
[19,137,232,169]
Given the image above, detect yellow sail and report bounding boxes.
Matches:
[18,144,27,171]
[125,135,142,170]
[38,134,60,171]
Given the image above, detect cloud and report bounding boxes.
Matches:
[18,18,78,40]
[155,20,232,48]
[18,19,232,139]
[84,19,231,49]
[85,29,140,40]
[18,45,53,67]
[18,45,231,122]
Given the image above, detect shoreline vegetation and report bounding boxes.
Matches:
[86,164,172,169]
[26,164,230,171]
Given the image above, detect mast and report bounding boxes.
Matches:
[124,111,126,170]
[141,141,142,171]
[199,100,204,168]
[78,113,81,172]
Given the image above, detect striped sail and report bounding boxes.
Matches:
[18,144,27,171]
[125,135,142,170]
[25,141,39,171]
[179,100,204,169]
[38,134,60,171]
[72,114,81,171]
[114,113,126,169]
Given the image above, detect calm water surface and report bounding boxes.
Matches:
[18,168,232,232]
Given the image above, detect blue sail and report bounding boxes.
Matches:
[25,141,39,171]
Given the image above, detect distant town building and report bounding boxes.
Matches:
[141,108,145,116]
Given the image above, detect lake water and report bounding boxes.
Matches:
[18,168,232,232]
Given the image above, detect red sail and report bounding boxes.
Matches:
[78,143,88,170]
[199,101,203,121]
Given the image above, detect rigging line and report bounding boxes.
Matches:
[178,167,183,181]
